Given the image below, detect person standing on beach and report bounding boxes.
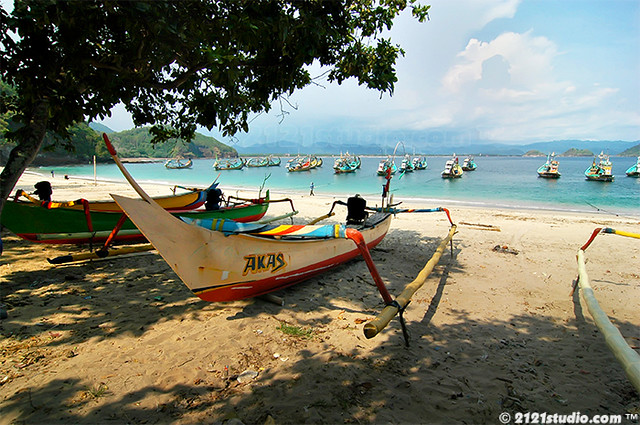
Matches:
[310,182,315,196]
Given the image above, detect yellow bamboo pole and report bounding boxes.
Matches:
[604,228,640,239]
[576,249,640,392]
[308,212,336,225]
[363,224,457,339]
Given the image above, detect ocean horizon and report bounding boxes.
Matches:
[34,155,639,218]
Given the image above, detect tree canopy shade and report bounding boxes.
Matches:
[0,0,430,226]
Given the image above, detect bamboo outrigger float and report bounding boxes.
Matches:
[574,227,640,392]
[102,133,457,343]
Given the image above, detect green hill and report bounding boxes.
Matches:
[105,127,237,159]
[619,143,640,156]
[1,124,237,166]
[523,150,545,157]
[561,148,594,157]
[88,122,115,134]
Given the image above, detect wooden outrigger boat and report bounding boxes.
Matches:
[573,227,640,392]
[10,183,212,213]
[625,156,640,177]
[412,156,427,170]
[164,158,193,169]
[584,152,614,182]
[213,158,244,170]
[399,155,414,173]
[376,157,397,176]
[461,156,477,171]
[103,133,457,343]
[333,153,360,174]
[441,154,463,178]
[246,157,269,167]
[1,188,271,245]
[537,152,560,178]
[267,155,281,167]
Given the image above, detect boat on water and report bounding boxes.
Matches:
[245,155,281,167]
[333,153,361,174]
[412,156,427,170]
[461,156,477,171]
[164,158,193,169]
[585,152,614,182]
[376,157,397,176]
[399,155,414,173]
[537,153,561,178]
[246,157,269,167]
[1,185,271,245]
[286,155,322,172]
[267,155,281,166]
[625,156,640,177]
[441,154,463,178]
[213,157,244,170]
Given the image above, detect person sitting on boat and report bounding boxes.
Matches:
[33,181,52,202]
[205,186,224,211]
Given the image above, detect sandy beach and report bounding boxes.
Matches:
[1,171,639,424]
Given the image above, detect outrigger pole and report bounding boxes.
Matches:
[574,227,640,392]
[353,168,458,345]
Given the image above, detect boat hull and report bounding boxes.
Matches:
[113,194,392,302]
[1,199,269,244]
[60,189,208,212]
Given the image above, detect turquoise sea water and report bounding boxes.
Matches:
[39,156,639,217]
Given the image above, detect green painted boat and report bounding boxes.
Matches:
[1,192,270,245]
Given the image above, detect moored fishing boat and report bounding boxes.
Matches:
[376,156,397,176]
[625,156,640,177]
[412,156,427,170]
[246,157,269,167]
[399,155,414,173]
[213,157,244,170]
[333,153,360,174]
[537,152,561,178]
[164,158,193,169]
[1,187,271,245]
[461,156,477,171]
[585,152,614,182]
[441,154,463,178]
[267,155,281,166]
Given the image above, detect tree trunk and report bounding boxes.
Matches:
[0,100,50,228]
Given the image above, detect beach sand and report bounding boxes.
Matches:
[1,171,639,424]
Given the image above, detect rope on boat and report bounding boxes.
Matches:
[575,227,640,392]
[363,224,457,340]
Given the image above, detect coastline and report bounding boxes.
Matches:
[1,170,639,423]
[14,167,640,219]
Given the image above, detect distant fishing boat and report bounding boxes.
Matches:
[246,157,269,167]
[164,158,193,169]
[213,157,244,170]
[412,156,427,170]
[333,153,360,174]
[461,156,477,171]
[441,154,463,179]
[377,156,397,176]
[286,155,322,172]
[267,155,281,167]
[399,155,414,173]
[625,156,640,177]
[585,152,614,182]
[537,152,561,178]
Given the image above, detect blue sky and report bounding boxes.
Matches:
[3,0,639,148]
